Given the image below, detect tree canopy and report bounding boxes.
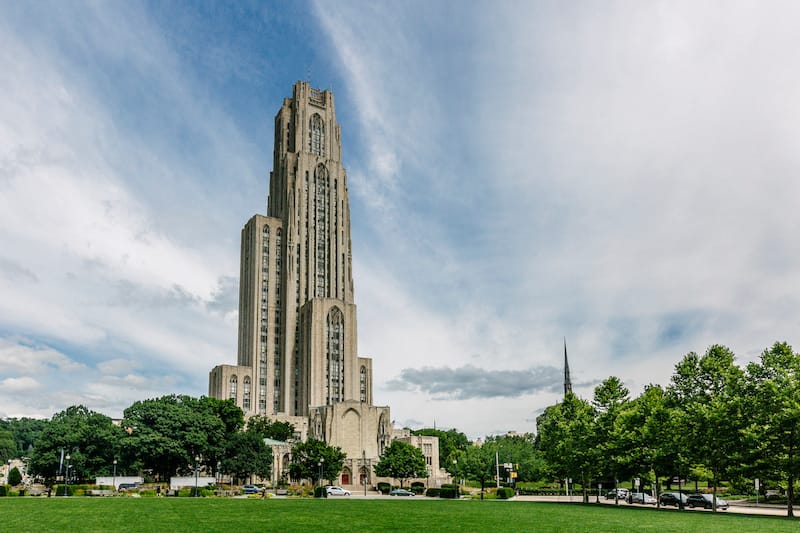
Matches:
[374,440,427,488]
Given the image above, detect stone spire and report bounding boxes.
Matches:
[563,338,572,396]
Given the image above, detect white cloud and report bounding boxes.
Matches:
[315,1,800,437]
[0,338,84,375]
[1,376,41,392]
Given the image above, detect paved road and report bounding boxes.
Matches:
[512,494,793,517]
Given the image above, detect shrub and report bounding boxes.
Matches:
[439,487,458,499]
[8,467,22,486]
[0,485,7,497]
[497,487,515,499]
[425,488,441,497]
[313,486,327,498]
[377,482,391,495]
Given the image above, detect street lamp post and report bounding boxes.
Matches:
[452,459,457,499]
[7,459,11,486]
[362,450,367,496]
[64,454,71,496]
[112,459,117,492]
[194,456,200,497]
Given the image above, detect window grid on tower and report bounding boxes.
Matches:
[309,114,325,157]
[314,164,329,298]
[326,307,344,404]
[259,224,270,414]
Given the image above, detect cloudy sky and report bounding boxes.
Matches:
[2,1,799,439]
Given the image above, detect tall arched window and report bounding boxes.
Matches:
[360,366,367,402]
[314,164,330,298]
[308,114,325,157]
[229,375,238,402]
[326,307,344,404]
[243,376,251,410]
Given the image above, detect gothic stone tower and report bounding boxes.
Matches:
[209,82,391,478]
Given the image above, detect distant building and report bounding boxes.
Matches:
[209,82,396,486]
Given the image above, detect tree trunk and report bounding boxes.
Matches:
[788,474,794,518]
[712,471,718,513]
[655,474,660,509]
[582,474,588,503]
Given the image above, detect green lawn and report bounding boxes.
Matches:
[0,498,797,533]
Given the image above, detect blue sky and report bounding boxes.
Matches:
[1,1,799,439]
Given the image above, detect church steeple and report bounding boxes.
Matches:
[563,338,572,396]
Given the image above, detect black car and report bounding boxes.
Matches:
[660,492,687,507]
[686,493,729,510]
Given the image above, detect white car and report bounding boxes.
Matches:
[326,485,351,496]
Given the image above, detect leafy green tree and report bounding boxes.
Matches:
[0,429,14,463]
[457,444,496,498]
[222,430,272,484]
[246,415,296,442]
[411,428,469,466]
[8,466,22,486]
[374,440,427,488]
[591,376,630,501]
[745,341,800,517]
[614,385,679,507]
[28,405,122,482]
[289,438,346,485]
[536,392,598,502]
[120,395,238,480]
[483,433,543,483]
[4,417,49,457]
[668,345,745,512]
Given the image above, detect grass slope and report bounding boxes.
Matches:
[0,498,797,532]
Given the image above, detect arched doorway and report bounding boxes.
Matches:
[341,466,351,485]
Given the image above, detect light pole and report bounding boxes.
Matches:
[362,450,367,496]
[319,457,325,486]
[64,454,71,496]
[112,459,117,492]
[194,455,200,497]
[452,459,457,499]
[7,459,11,486]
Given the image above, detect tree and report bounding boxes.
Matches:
[482,433,543,483]
[246,415,296,442]
[668,345,745,512]
[222,430,272,484]
[457,444,496,498]
[28,405,121,482]
[745,341,800,517]
[374,441,427,488]
[0,429,14,463]
[120,395,237,480]
[536,392,598,503]
[591,377,630,503]
[411,428,469,466]
[614,385,679,508]
[8,466,22,486]
[289,438,346,485]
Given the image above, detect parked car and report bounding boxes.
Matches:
[242,484,260,494]
[627,492,657,505]
[118,483,139,492]
[660,492,688,507]
[605,488,629,500]
[326,486,351,496]
[389,488,415,497]
[686,493,729,510]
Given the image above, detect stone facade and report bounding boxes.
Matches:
[209,82,401,484]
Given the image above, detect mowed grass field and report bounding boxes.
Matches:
[1,498,797,533]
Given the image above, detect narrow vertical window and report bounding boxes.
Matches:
[325,307,344,404]
[229,375,238,403]
[243,376,251,410]
[308,114,325,157]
